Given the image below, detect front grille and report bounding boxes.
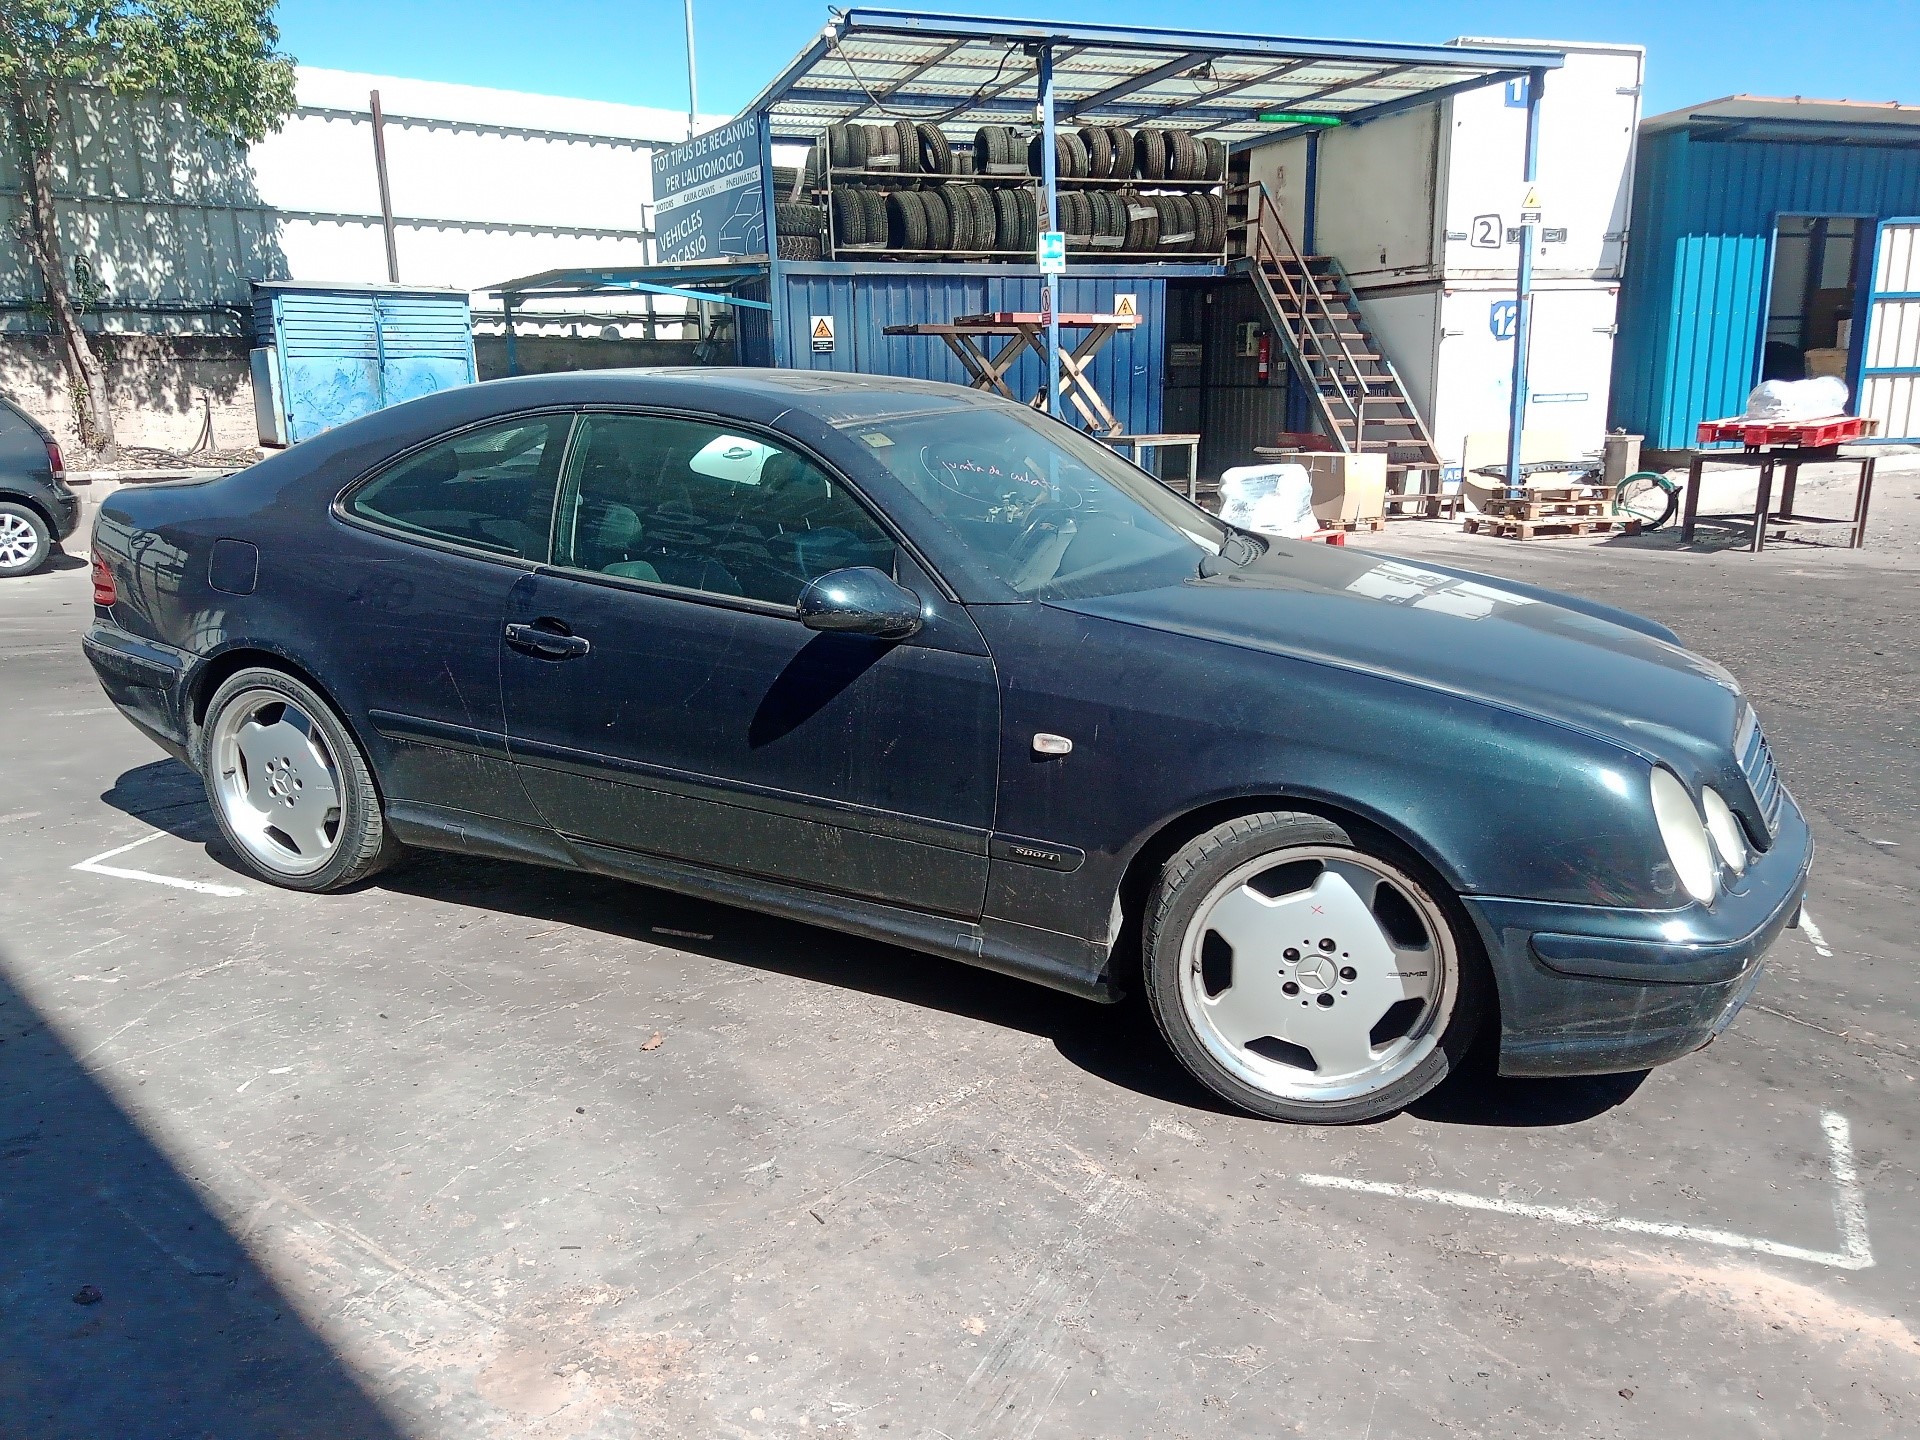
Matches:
[1736,707,1784,838]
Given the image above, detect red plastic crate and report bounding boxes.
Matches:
[1695,414,1875,449]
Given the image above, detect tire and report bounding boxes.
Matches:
[887,189,930,250]
[940,186,975,253]
[1108,126,1135,179]
[0,501,52,578]
[966,183,998,252]
[866,123,897,172]
[893,119,921,175]
[857,187,887,245]
[917,122,952,175]
[1020,187,1040,251]
[994,188,1023,254]
[1142,811,1488,1124]
[1201,136,1227,182]
[1192,191,1224,255]
[1063,132,1090,179]
[1615,472,1679,529]
[1079,125,1114,178]
[930,185,961,251]
[1169,130,1200,182]
[1119,189,1158,252]
[197,667,403,892]
[1135,128,1170,180]
[1059,191,1089,250]
[777,234,824,260]
[975,125,1016,172]
[830,185,868,245]
[774,202,825,237]
[1159,192,1190,251]
[828,122,867,170]
[802,145,826,196]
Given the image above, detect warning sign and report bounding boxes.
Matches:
[1113,293,1138,318]
[1518,183,1544,226]
[810,314,835,353]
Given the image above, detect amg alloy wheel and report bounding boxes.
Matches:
[199,667,400,890]
[1145,812,1484,1123]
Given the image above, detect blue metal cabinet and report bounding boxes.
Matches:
[251,282,477,445]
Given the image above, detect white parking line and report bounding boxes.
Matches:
[72,831,247,897]
[1800,909,1833,958]
[1295,1109,1872,1271]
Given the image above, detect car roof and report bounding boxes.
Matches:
[462,367,987,426]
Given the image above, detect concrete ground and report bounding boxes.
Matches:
[2,462,1916,1439]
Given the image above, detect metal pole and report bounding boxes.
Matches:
[369,89,400,282]
[1287,129,1323,434]
[502,296,518,376]
[684,0,699,139]
[1504,69,1546,494]
[1038,44,1061,418]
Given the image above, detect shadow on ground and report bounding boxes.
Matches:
[0,963,404,1440]
[103,758,1645,1130]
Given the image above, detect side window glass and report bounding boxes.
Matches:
[556,413,896,606]
[347,415,568,560]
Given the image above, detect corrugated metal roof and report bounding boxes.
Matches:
[747,9,1563,148]
[1644,94,1920,140]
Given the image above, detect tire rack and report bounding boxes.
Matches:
[812,128,1233,266]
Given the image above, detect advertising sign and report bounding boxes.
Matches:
[651,117,769,265]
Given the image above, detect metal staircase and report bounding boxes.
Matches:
[1230,184,1447,510]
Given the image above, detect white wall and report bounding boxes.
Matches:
[0,68,730,338]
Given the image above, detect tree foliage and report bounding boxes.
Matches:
[1,3,296,453]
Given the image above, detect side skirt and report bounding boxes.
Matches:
[384,800,1118,1003]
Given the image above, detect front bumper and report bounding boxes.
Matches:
[1464,793,1813,1077]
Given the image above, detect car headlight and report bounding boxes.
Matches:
[1701,788,1748,874]
[1650,767,1717,903]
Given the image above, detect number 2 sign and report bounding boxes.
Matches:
[1471,213,1503,249]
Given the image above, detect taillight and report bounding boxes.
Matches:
[45,439,64,478]
[91,553,116,606]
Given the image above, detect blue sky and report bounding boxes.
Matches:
[275,1,1920,119]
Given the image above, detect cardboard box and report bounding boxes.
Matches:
[1293,452,1387,523]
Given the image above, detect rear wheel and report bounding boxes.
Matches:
[1144,811,1485,1123]
[0,502,51,577]
[198,667,401,891]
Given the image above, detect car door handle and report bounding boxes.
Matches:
[504,621,591,660]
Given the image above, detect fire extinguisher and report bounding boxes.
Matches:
[1257,331,1271,383]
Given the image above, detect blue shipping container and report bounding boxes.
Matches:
[772,261,1219,437]
[1611,128,1920,448]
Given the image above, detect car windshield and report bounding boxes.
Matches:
[837,403,1233,600]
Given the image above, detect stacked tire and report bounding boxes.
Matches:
[775,199,827,260]
[810,120,1226,258]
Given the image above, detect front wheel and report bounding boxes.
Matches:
[197,667,401,891]
[1143,812,1486,1123]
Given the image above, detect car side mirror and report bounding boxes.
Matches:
[796,566,923,640]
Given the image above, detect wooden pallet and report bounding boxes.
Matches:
[1463,515,1640,542]
[1318,515,1386,533]
[1480,497,1613,521]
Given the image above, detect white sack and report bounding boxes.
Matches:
[1218,463,1318,538]
[1745,376,1849,421]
